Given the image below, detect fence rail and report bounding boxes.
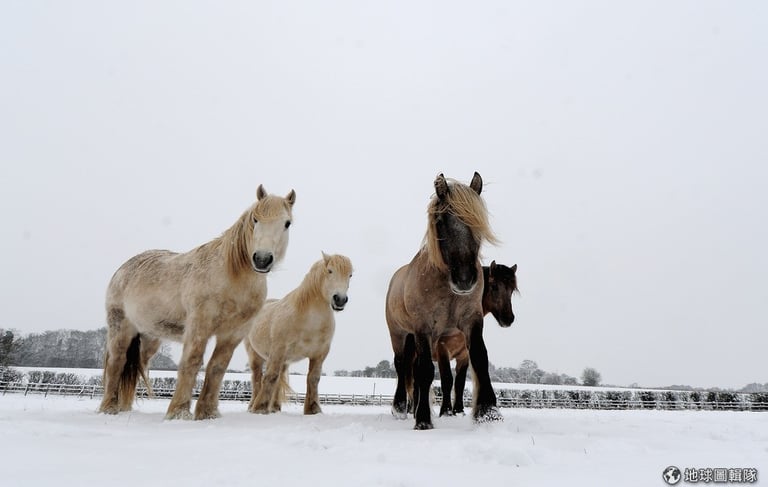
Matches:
[2,381,766,412]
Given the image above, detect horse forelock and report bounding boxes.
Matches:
[325,254,354,278]
[252,194,293,221]
[423,181,499,270]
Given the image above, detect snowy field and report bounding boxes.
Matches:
[1,394,765,487]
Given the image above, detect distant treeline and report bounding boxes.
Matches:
[333,359,583,386]
[0,328,177,370]
[333,358,768,394]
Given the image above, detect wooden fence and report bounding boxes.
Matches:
[2,381,766,412]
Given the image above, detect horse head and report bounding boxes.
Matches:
[247,185,296,273]
[320,252,354,311]
[429,172,496,295]
[483,261,518,327]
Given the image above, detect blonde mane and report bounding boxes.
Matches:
[423,180,499,270]
[223,195,294,277]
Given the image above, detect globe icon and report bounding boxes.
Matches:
[663,466,682,485]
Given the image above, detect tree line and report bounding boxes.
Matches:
[0,328,177,371]
[333,359,603,387]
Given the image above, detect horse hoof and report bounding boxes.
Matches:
[453,409,466,417]
[391,405,408,420]
[414,421,434,430]
[304,404,322,415]
[439,409,455,417]
[194,410,221,421]
[98,406,119,415]
[474,407,504,424]
[165,409,193,421]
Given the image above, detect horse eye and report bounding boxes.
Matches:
[253,217,258,225]
[284,221,291,229]
[328,269,333,274]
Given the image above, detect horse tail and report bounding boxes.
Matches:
[117,334,143,411]
[276,367,293,405]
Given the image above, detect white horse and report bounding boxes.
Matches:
[99,185,295,420]
[245,253,353,415]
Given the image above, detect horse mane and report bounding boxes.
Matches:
[423,180,499,270]
[222,195,294,278]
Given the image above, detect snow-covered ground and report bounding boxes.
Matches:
[1,394,765,487]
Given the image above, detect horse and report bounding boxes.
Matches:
[245,253,353,415]
[385,171,501,430]
[98,185,296,420]
[432,261,518,417]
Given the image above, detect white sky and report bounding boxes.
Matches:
[1,1,766,389]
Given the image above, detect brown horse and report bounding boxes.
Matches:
[99,185,296,420]
[385,172,500,430]
[433,261,518,417]
[245,253,353,415]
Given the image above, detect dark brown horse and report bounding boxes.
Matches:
[433,261,518,417]
[385,172,500,429]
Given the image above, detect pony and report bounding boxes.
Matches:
[385,172,501,430]
[98,185,296,420]
[245,253,353,415]
[432,261,518,417]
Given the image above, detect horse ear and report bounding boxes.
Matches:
[490,260,497,273]
[435,173,449,200]
[510,263,517,274]
[286,189,296,206]
[321,251,330,264]
[257,185,268,201]
[470,172,482,194]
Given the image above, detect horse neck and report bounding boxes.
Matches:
[292,263,326,309]
[481,266,492,316]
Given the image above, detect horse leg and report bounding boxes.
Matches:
[436,339,454,417]
[99,314,137,414]
[250,350,286,414]
[412,333,435,430]
[195,336,240,420]
[467,322,502,423]
[166,333,207,420]
[392,333,415,419]
[304,354,327,415]
[452,348,469,416]
[244,341,264,413]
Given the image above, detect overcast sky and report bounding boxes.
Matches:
[1,1,766,389]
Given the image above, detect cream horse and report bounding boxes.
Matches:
[245,253,353,415]
[99,185,296,420]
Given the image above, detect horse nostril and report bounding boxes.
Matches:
[333,294,348,307]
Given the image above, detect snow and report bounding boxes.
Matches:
[1,393,765,487]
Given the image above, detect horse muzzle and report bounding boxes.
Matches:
[449,280,477,296]
[498,314,515,328]
[252,252,275,273]
[331,294,348,311]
